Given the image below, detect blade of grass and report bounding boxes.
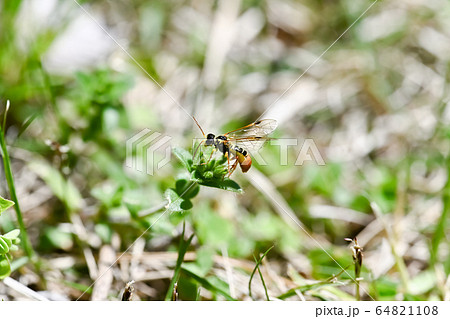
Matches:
[10,257,29,272]
[315,285,356,301]
[62,280,93,295]
[431,155,450,265]
[180,267,236,301]
[195,287,201,301]
[164,222,194,301]
[248,245,273,300]
[370,202,409,293]
[278,263,353,300]
[0,101,35,261]
[256,262,270,301]
[277,281,342,300]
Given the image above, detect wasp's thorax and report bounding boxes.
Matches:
[205,134,229,153]
[216,135,228,153]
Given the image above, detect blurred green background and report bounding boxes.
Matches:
[0,0,449,300]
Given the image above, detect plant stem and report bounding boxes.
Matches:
[248,245,273,300]
[165,222,194,301]
[431,155,450,265]
[0,102,35,261]
[256,263,270,301]
[370,202,409,292]
[355,280,360,301]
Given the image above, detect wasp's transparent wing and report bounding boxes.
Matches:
[232,137,269,154]
[226,119,277,139]
[225,119,277,154]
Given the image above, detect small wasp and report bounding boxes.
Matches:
[193,117,277,177]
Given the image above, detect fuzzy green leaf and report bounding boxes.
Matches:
[2,229,20,240]
[173,147,192,171]
[165,189,192,213]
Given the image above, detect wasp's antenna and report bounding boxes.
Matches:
[193,116,206,137]
[192,140,205,161]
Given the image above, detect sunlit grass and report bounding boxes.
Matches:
[0,0,449,301]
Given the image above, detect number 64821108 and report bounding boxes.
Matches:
[375,305,438,316]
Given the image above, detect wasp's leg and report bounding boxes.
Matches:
[223,149,235,179]
[227,149,231,173]
[193,140,205,164]
[201,147,217,166]
[226,158,239,178]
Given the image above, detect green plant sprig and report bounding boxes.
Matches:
[0,101,35,262]
[165,222,194,301]
[249,245,274,300]
[173,147,242,194]
[161,146,242,216]
[0,193,21,279]
[0,228,21,279]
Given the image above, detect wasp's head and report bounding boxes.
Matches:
[205,133,215,146]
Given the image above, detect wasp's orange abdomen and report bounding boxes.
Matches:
[239,155,252,173]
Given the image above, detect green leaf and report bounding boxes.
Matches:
[195,179,242,193]
[181,266,236,301]
[0,196,14,215]
[0,255,11,279]
[175,179,200,199]
[91,183,123,208]
[2,229,20,240]
[28,160,82,211]
[0,237,10,255]
[95,223,113,244]
[169,211,191,225]
[173,147,192,171]
[165,189,183,212]
[180,199,193,210]
[42,227,74,251]
[10,257,29,272]
[165,189,192,213]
